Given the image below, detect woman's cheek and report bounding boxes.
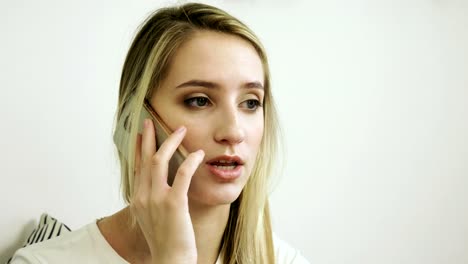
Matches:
[251,120,264,147]
[182,125,207,152]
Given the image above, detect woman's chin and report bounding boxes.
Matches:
[188,183,243,206]
[186,169,249,206]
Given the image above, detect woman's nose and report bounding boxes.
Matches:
[214,110,245,145]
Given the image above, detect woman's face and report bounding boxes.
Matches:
[150,31,265,206]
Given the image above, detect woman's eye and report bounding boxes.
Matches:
[184,97,211,108]
[241,99,262,111]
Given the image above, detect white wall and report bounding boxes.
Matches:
[1,0,467,263]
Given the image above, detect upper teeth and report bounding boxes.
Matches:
[218,160,229,163]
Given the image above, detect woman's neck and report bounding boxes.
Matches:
[189,200,231,263]
[98,203,231,264]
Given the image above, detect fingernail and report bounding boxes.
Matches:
[175,126,186,133]
[144,119,149,128]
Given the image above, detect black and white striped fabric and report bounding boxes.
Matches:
[7,213,71,264]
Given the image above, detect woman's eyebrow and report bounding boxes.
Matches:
[244,81,264,90]
[176,80,218,89]
[175,80,264,90]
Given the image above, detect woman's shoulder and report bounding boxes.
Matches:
[273,233,311,264]
[9,221,128,264]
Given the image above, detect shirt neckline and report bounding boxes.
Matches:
[90,219,223,264]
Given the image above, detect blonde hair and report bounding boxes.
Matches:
[114,3,281,263]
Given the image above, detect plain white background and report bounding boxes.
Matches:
[1,0,467,263]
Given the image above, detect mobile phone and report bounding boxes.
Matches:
[113,97,188,185]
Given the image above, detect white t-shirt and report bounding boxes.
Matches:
[10,221,310,264]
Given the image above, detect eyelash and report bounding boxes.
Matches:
[242,99,262,110]
[184,97,211,108]
[183,96,263,111]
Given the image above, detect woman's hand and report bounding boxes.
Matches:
[131,119,204,264]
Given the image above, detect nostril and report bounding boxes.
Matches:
[213,122,245,145]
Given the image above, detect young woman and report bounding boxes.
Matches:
[11,3,309,263]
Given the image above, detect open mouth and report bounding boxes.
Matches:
[206,155,244,180]
[209,161,239,170]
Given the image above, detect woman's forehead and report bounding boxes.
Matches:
[162,31,264,89]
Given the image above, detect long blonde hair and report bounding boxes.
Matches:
[114,3,280,263]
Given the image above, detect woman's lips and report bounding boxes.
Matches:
[206,163,242,181]
[205,155,244,181]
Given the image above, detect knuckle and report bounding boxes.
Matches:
[177,166,191,178]
[151,153,165,166]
